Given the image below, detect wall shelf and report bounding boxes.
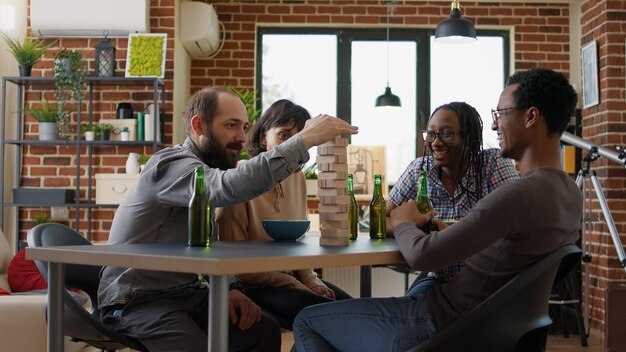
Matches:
[0,76,165,249]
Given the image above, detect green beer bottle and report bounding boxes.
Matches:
[369,174,386,239]
[188,166,211,247]
[348,174,359,240]
[416,170,434,233]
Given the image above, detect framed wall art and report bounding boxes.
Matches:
[581,40,599,109]
[125,33,167,78]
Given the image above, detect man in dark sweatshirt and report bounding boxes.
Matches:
[293,67,581,352]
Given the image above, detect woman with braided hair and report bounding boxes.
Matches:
[386,101,519,286]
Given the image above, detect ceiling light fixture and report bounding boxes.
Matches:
[375,0,401,108]
[434,0,477,44]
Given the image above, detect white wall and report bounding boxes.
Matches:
[0,0,27,249]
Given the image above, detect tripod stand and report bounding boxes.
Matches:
[574,147,626,334]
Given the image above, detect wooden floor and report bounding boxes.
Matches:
[281,332,604,351]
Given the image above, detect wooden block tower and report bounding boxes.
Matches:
[317,135,350,246]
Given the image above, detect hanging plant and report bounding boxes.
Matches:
[53,49,87,139]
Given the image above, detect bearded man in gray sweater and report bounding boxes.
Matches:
[98,87,358,352]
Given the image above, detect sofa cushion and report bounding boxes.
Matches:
[8,249,48,292]
[0,231,12,276]
[0,288,10,295]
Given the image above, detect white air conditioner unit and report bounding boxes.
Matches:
[31,0,149,38]
[180,2,221,59]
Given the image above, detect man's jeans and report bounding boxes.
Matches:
[293,278,443,352]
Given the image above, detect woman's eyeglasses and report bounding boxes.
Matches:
[422,130,460,144]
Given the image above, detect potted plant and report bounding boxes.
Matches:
[81,124,97,141]
[226,86,261,160]
[98,123,113,140]
[138,153,150,172]
[303,162,318,196]
[32,212,53,225]
[28,99,60,141]
[0,33,55,77]
[120,126,131,141]
[54,49,87,139]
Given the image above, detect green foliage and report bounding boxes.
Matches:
[225,86,261,160]
[137,154,150,165]
[122,126,130,132]
[0,33,55,66]
[80,123,97,135]
[303,162,318,180]
[98,123,113,131]
[28,99,60,123]
[227,86,261,125]
[32,212,52,225]
[128,35,164,76]
[53,49,87,139]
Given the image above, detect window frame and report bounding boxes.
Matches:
[256,27,510,159]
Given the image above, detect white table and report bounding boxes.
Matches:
[26,235,404,352]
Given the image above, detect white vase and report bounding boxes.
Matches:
[120,131,130,141]
[125,152,140,174]
[306,179,318,196]
[84,131,95,141]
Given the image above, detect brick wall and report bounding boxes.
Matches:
[191,1,572,93]
[579,0,626,339]
[21,0,175,242]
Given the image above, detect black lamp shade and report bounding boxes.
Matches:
[375,86,402,107]
[435,8,477,43]
[95,37,116,77]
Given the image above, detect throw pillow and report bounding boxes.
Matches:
[7,248,47,292]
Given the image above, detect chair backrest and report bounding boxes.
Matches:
[408,244,582,352]
[27,223,147,351]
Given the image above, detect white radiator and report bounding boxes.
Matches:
[322,266,420,298]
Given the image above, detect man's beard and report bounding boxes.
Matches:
[199,132,242,170]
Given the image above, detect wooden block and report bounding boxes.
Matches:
[321,219,349,229]
[320,195,350,205]
[317,163,348,172]
[319,236,350,246]
[317,146,347,156]
[318,204,348,213]
[321,228,349,237]
[318,179,347,188]
[316,154,347,164]
[317,171,347,180]
[318,187,348,196]
[320,135,349,147]
[320,212,349,221]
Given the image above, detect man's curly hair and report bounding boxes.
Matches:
[507,68,577,135]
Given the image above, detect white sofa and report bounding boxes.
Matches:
[0,229,87,351]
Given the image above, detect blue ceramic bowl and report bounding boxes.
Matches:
[261,220,310,241]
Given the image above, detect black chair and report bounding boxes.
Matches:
[408,244,582,352]
[27,223,147,352]
[549,264,588,346]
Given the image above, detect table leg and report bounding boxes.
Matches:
[48,262,65,352]
[208,275,229,352]
[360,265,372,297]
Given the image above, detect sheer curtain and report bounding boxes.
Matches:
[0,0,27,248]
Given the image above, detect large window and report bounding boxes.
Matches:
[258,28,508,186]
[430,35,508,149]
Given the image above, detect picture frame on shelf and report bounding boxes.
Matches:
[582,40,599,109]
[125,33,167,78]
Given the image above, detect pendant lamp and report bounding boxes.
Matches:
[434,0,477,44]
[375,1,401,107]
